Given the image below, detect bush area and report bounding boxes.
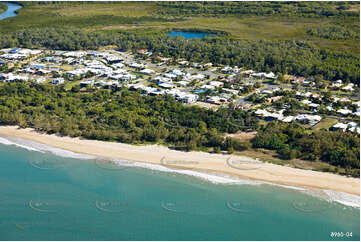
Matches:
[0,3,7,14]
[307,24,359,40]
[156,1,360,18]
[0,83,358,176]
[252,122,360,177]
[0,2,183,33]
[0,28,359,85]
[0,82,257,152]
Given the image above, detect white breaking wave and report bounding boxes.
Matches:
[110,158,262,185]
[323,190,360,208]
[109,159,360,208]
[0,136,95,159]
[299,188,360,208]
[0,137,42,152]
[0,135,359,208]
[263,182,307,191]
[108,159,310,190]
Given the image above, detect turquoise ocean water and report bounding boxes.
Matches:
[0,137,359,241]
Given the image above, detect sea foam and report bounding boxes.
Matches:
[110,158,262,185]
[323,190,360,208]
[0,136,95,159]
[109,158,360,208]
[0,137,42,152]
[0,135,359,208]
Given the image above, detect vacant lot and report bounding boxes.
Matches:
[313,118,338,131]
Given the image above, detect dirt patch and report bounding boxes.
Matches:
[225,131,257,141]
[101,25,136,30]
[186,101,220,110]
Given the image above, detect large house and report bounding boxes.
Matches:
[51,78,65,85]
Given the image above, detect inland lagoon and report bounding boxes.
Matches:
[166,31,217,39]
[0,2,22,21]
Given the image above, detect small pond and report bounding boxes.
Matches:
[166,31,216,39]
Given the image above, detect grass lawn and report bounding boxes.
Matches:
[313,118,338,130]
[58,65,74,71]
[64,80,81,90]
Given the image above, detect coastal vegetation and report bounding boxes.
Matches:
[252,122,359,176]
[307,24,360,40]
[0,82,358,176]
[156,1,360,18]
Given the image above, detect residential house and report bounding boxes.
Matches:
[80,80,95,88]
[139,69,155,75]
[342,83,355,92]
[337,109,353,116]
[51,78,64,85]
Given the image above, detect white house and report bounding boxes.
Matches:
[35,77,47,84]
[201,84,215,90]
[342,83,355,92]
[177,81,189,86]
[51,78,64,85]
[331,123,348,131]
[188,74,205,80]
[221,66,233,73]
[80,80,95,88]
[295,114,322,125]
[282,116,295,122]
[139,69,155,75]
[337,109,353,116]
[129,63,144,69]
[309,103,320,108]
[163,73,177,79]
[170,69,184,76]
[301,99,312,105]
[159,82,175,89]
[209,81,224,88]
[181,94,198,104]
[63,51,87,58]
[331,80,343,88]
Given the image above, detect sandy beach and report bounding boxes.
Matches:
[0,125,359,196]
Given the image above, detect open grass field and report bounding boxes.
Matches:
[0,2,358,53]
[312,118,338,131]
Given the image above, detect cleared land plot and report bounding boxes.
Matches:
[313,118,338,130]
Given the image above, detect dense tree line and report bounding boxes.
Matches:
[156,1,360,18]
[0,82,257,152]
[0,28,359,85]
[252,122,360,177]
[0,83,358,176]
[307,24,359,40]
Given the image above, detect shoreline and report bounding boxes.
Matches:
[0,125,359,197]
